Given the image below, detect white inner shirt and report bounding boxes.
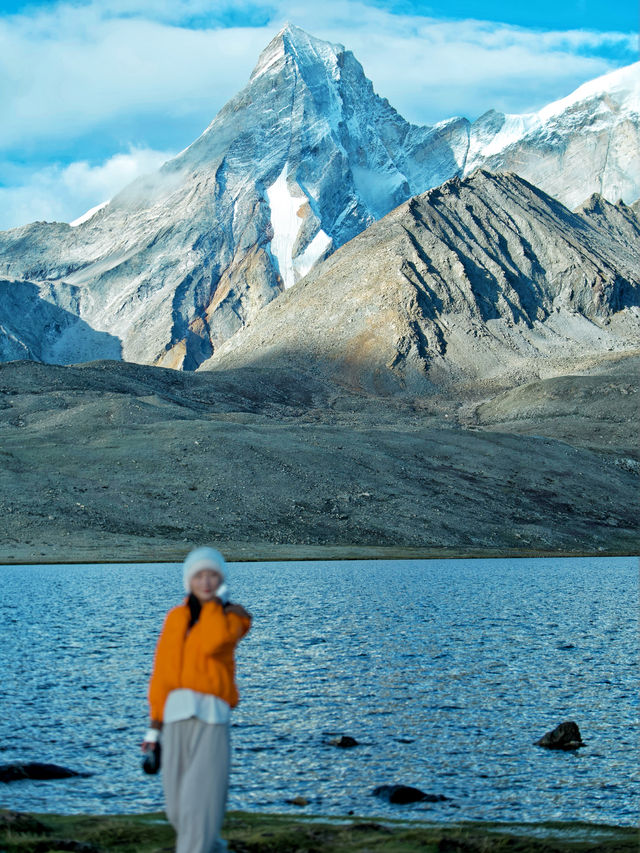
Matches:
[163,688,231,725]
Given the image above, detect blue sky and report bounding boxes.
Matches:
[0,0,637,229]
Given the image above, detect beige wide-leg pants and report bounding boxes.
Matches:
[162,718,230,853]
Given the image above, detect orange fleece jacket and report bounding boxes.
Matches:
[148,599,251,722]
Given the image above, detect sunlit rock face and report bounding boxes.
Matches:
[0,25,637,370]
[200,171,640,394]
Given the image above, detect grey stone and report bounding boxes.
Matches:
[329,736,359,748]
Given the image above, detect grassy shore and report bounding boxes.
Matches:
[1,810,637,852]
[1,543,636,566]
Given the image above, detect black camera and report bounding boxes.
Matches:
[142,742,161,775]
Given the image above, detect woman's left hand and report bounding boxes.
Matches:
[224,602,251,619]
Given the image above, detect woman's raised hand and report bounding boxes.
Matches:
[224,603,251,619]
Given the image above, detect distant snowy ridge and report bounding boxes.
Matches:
[463,62,640,206]
[70,201,109,227]
[537,62,640,121]
[467,62,640,163]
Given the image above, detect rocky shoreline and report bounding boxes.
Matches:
[1,809,638,853]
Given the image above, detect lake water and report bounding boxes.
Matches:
[0,557,638,826]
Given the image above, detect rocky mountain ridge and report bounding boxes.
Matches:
[0,25,638,373]
[201,170,640,393]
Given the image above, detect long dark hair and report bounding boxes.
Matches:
[187,593,202,628]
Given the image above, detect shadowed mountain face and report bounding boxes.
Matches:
[200,171,640,393]
[0,280,121,364]
[0,26,637,371]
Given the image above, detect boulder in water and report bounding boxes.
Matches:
[0,762,89,783]
[372,784,449,804]
[535,721,585,750]
[329,735,359,748]
[285,795,309,806]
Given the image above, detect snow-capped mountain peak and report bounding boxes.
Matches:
[250,23,344,83]
[0,27,638,372]
[464,62,640,205]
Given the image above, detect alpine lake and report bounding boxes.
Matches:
[1,556,637,830]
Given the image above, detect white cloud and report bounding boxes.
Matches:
[0,0,636,229]
[0,10,269,152]
[0,147,174,230]
[351,26,629,122]
[0,0,635,152]
[276,1,636,121]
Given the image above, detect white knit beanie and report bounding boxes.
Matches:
[182,546,226,593]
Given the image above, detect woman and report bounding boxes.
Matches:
[143,547,251,853]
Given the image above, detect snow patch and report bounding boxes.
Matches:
[294,230,332,281]
[70,201,108,227]
[267,163,306,290]
[267,163,333,288]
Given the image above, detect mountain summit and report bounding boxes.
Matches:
[0,27,638,371]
